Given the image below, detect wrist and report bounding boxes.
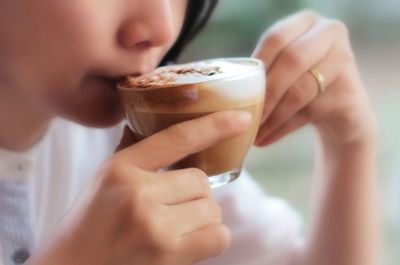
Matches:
[319,125,377,150]
[315,105,378,151]
[314,121,378,185]
[316,122,377,168]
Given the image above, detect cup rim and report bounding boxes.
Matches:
[117,57,264,92]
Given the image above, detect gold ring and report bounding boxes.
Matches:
[309,69,327,94]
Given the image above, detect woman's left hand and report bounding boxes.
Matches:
[253,11,377,147]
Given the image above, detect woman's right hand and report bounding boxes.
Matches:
[27,110,252,265]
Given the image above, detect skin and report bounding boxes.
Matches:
[253,11,378,265]
[0,1,378,265]
[0,0,187,150]
[27,113,248,265]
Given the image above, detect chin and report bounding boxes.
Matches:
[55,76,126,128]
[70,106,125,128]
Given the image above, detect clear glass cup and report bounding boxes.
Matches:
[118,58,265,188]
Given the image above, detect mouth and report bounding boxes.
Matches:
[98,72,144,90]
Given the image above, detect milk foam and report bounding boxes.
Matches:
[119,58,266,113]
[129,58,261,87]
[167,60,257,85]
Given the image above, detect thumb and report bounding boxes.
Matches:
[115,126,140,152]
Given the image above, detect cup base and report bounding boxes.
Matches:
[208,166,242,188]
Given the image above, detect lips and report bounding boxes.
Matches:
[96,77,117,91]
[100,72,145,88]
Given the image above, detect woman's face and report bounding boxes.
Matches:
[0,0,188,127]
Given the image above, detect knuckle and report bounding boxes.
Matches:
[188,167,208,180]
[128,185,147,208]
[296,75,320,100]
[113,187,144,218]
[212,225,231,255]
[287,81,309,105]
[201,199,222,224]
[98,158,127,187]
[342,51,356,64]
[281,48,306,72]
[212,203,223,223]
[342,47,356,64]
[298,107,314,122]
[325,19,355,64]
[97,159,154,215]
[339,46,356,64]
[123,179,152,214]
[106,158,125,176]
[126,191,151,224]
[333,111,355,128]
[265,31,287,49]
[265,88,279,104]
[133,207,153,230]
[137,209,174,251]
[300,9,320,20]
[153,236,180,255]
[329,19,349,35]
[157,239,180,255]
[187,168,210,195]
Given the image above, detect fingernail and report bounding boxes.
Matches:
[254,134,263,146]
[254,126,269,145]
[261,108,270,124]
[254,136,266,146]
[257,136,275,147]
[235,111,252,127]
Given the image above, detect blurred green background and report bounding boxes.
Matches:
[181,0,400,264]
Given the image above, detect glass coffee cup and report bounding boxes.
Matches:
[118,58,265,188]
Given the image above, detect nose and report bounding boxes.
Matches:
[118,0,178,49]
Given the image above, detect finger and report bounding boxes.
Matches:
[256,90,333,147]
[167,198,222,235]
[117,111,252,171]
[255,73,317,145]
[255,47,342,144]
[256,111,311,147]
[262,19,344,122]
[151,168,211,205]
[180,224,231,264]
[115,125,140,152]
[252,10,320,70]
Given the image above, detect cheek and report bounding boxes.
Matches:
[0,0,117,91]
[0,0,122,125]
[0,0,187,127]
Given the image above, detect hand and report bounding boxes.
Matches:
[27,111,252,265]
[253,11,377,147]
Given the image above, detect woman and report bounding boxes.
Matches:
[0,0,378,264]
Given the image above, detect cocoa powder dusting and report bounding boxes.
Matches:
[121,65,222,89]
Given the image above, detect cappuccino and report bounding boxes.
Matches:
[118,58,265,187]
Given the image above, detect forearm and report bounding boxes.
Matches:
[25,237,98,265]
[25,219,107,265]
[300,129,379,265]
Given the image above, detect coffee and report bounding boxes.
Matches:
[118,58,265,187]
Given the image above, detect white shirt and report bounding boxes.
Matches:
[0,118,302,265]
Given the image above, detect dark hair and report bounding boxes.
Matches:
[160,0,219,65]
